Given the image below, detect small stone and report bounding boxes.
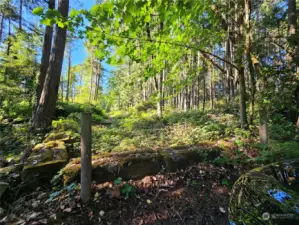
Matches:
[103,182,110,188]
[63,208,72,212]
[219,207,226,213]
[99,210,105,217]
[141,176,152,187]
[32,201,39,208]
[38,218,48,224]
[27,212,41,221]
[37,192,47,200]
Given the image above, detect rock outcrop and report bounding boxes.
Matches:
[22,132,70,183]
[62,146,220,185]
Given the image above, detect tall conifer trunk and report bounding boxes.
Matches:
[33,0,69,129]
[33,0,55,119]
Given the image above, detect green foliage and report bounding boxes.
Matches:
[0,122,39,157]
[32,7,44,16]
[56,102,104,118]
[253,141,299,163]
[52,118,80,132]
[92,109,249,153]
[269,114,296,141]
[0,30,41,118]
[120,183,136,199]
[114,177,122,185]
[135,100,156,112]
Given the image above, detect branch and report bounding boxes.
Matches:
[108,33,240,71]
[201,52,227,74]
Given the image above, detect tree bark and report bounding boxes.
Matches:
[252,56,268,145]
[0,13,4,43]
[89,48,94,102]
[33,0,69,129]
[202,61,206,112]
[94,62,101,101]
[209,64,214,110]
[287,0,299,66]
[239,66,248,128]
[156,71,163,117]
[244,0,256,126]
[66,46,71,103]
[34,0,55,119]
[235,0,248,128]
[60,76,64,102]
[288,0,297,36]
[19,0,22,30]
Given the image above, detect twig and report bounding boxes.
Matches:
[173,208,186,225]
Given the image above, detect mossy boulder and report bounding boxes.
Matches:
[22,140,68,183]
[0,164,23,180]
[43,131,80,143]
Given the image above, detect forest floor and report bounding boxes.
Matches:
[1,163,246,225]
[1,103,299,225]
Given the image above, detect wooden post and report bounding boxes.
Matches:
[80,112,92,203]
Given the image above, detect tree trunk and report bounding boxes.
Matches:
[252,56,268,144]
[239,66,248,128]
[202,63,206,112]
[19,0,22,30]
[60,76,64,102]
[225,37,232,103]
[288,0,297,36]
[0,14,4,43]
[156,71,163,117]
[34,0,55,119]
[295,85,299,129]
[287,0,299,66]
[259,108,268,145]
[209,64,214,110]
[33,0,69,129]
[66,46,71,103]
[89,49,94,102]
[244,0,256,126]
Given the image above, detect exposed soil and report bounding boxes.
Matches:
[0,163,246,225]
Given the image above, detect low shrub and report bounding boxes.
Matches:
[269,114,296,141]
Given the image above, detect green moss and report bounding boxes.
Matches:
[33,143,44,151]
[62,163,81,185]
[23,159,67,170]
[44,132,70,143]
[44,140,65,150]
[0,165,23,178]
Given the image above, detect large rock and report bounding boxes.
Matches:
[63,149,162,184]
[0,164,23,180]
[22,140,68,183]
[160,146,220,172]
[62,146,220,185]
[229,159,299,224]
